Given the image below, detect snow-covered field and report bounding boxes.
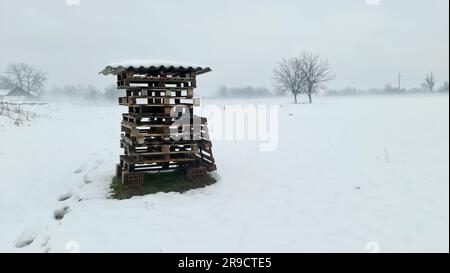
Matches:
[0,94,448,253]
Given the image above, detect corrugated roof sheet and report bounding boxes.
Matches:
[99,60,211,76]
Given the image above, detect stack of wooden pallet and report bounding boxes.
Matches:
[100,61,217,186]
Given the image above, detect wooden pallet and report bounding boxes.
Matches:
[121,134,204,145]
[122,161,195,172]
[119,97,199,107]
[121,89,194,100]
[117,71,196,85]
[117,81,196,89]
[121,116,210,143]
[121,140,198,156]
[121,131,210,144]
[120,154,197,172]
[119,96,198,105]
[121,119,208,132]
[196,141,216,171]
[122,113,174,125]
[124,89,194,98]
[127,105,194,116]
[122,113,207,126]
[121,134,208,147]
[119,139,216,173]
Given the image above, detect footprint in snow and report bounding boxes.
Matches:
[54,206,70,220]
[15,231,37,248]
[73,164,86,174]
[75,158,103,175]
[57,192,73,202]
[40,236,50,247]
[83,174,93,184]
[89,159,104,172]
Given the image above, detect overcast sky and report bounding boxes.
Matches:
[0,0,448,94]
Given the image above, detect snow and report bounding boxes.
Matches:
[0,94,448,253]
[2,96,36,103]
[100,59,210,75]
[0,89,8,96]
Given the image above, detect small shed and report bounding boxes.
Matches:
[3,87,38,101]
[0,88,8,101]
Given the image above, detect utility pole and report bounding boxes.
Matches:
[397,73,402,90]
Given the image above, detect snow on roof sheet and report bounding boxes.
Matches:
[0,89,10,96]
[99,59,211,76]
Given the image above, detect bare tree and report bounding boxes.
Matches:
[299,52,334,104]
[273,58,305,104]
[104,83,119,101]
[0,63,47,96]
[274,53,334,104]
[439,81,449,93]
[422,72,436,92]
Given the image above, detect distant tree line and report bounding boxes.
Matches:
[215,85,274,98]
[2,62,447,104]
[327,73,449,96]
[0,63,118,102]
[46,83,119,102]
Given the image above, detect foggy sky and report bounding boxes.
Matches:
[0,0,448,94]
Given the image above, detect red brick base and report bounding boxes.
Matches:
[122,171,144,187]
[186,166,207,181]
[115,164,123,178]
